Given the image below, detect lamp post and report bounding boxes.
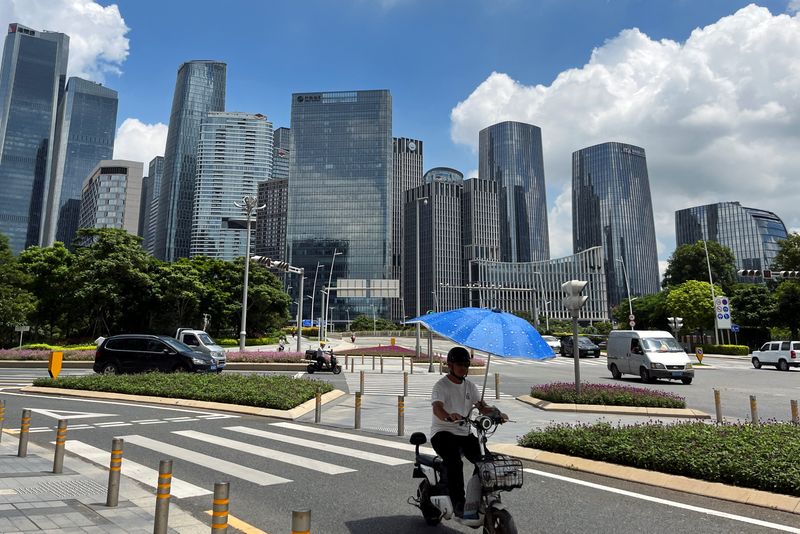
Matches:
[415,196,428,362]
[531,272,543,329]
[701,237,720,345]
[319,289,327,343]
[234,195,265,352]
[544,301,551,332]
[616,258,634,330]
[323,250,342,341]
[310,262,323,330]
[251,256,304,352]
[432,290,439,312]
[370,304,376,335]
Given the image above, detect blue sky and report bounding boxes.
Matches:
[4,0,800,266]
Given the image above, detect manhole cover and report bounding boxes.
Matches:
[17,479,106,496]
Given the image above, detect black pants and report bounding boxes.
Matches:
[431,431,482,508]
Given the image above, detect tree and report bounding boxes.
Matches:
[0,233,34,346]
[772,232,800,271]
[17,243,75,338]
[665,280,724,333]
[775,281,800,339]
[730,284,776,328]
[351,314,397,332]
[612,291,670,331]
[662,241,737,294]
[151,259,205,331]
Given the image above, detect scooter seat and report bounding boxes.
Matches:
[417,453,443,470]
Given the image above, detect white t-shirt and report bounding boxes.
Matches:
[430,375,480,437]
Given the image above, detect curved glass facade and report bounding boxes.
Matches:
[675,202,788,276]
[572,142,660,309]
[154,60,226,261]
[287,90,392,323]
[424,166,462,184]
[479,121,549,262]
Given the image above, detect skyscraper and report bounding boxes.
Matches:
[190,112,272,260]
[43,77,118,248]
[391,137,423,321]
[271,127,290,181]
[572,142,660,309]
[287,90,392,324]
[77,160,143,240]
[675,202,788,275]
[0,23,69,254]
[153,60,226,261]
[462,177,500,305]
[143,156,164,254]
[479,121,549,262]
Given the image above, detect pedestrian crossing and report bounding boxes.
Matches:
[0,370,94,390]
[342,371,513,399]
[63,421,430,497]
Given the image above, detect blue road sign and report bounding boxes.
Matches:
[731,324,740,333]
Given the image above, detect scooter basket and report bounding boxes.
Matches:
[477,455,523,492]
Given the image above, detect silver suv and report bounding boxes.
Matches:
[751,341,800,371]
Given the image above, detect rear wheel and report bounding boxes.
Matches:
[610,364,622,379]
[417,480,441,526]
[778,359,790,371]
[639,367,653,383]
[751,357,762,369]
[483,508,517,534]
[306,363,316,374]
[99,361,119,375]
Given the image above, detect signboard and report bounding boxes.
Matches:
[48,351,63,379]
[629,320,636,328]
[14,325,30,332]
[731,324,740,333]
[714,296,732,330]
[628,314,635,321]
[695,347,704,363]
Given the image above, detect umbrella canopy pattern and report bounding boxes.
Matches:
[405,307,554,360]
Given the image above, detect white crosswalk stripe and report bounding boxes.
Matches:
[270,422,435,454]
[0,370,94,388]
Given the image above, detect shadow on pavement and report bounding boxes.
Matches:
[345,514,464,533]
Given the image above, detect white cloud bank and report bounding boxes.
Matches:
[0,0,129,82]
[113,118,168,167]
[451,4,800,260]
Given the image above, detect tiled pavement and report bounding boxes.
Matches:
[0,434,206,533]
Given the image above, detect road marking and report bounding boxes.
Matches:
[94,422,132,428]
[165,416,197,422]
[293,372,304,379]
[121,434,291,486]
[174,430,354,475]
[271,422,434,453]
[136,420,169,425]
[226,426,410,466]
[29,408,116,420]
[523,468,800,533]
[204,510,270,534]
[65,440,211,498]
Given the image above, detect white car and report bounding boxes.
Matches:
[751,341,800,371]
[542,335,560,354]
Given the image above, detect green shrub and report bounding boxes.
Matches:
[216,336,280,347]
[32,373,333,411]
[531,382,686,408]
[697,344,749,356]
[518,421,800,497]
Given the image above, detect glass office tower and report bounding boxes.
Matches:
[43,77,118,247]
[154,60,226,261]
[572,142,660,309]
[190,112,272,260]
[675,202,788,275]
[143,156,164,254]
[392,137,423,321]
[271,127,290,181]
[479,121,549,262]
[287,90,392,324]
[0,23,69,253]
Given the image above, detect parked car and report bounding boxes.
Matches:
[93,334,218,375]
[175,328,226,370]
[606,330,693,384]
[542,335,561,354]
[560,336,601,358]
[751,341,800,371]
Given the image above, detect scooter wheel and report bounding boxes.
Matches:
[333,365,342,375]
[418,480,441,526]
[306,363,316,374]
[483,508,517,534]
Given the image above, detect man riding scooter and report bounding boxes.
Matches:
[431,346,508,519]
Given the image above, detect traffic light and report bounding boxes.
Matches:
[252,256,289,270]
[778,271,800,279]
[561,280,588,317]
[737,269,762,277]
[668,316,683,331]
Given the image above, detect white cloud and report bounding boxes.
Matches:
[789,0,800,14]
[0,0,129,83]
[113,118,167,167]
[451,4,800,263]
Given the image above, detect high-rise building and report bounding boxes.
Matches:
[153,60,226,261]
[271,127,290,181]
[479,121,549,262]
[391,137,423,321]
[43,77,118,248]
[287,90,392,325]
[424,166,461,184]
[404,178,463,315]
[143,156,164,254]
[138,175,152,238]
[675,202,788,275]
[462,177,501,305]
[255,178,288,260]
[77,160,143,240]
[189,112,272,260]
[573,142,660,309]
[0,23,69,253]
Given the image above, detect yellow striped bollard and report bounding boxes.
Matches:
[154,459,172,534]
[17,409,30,457]
[291,509,311,534]
[106,438,123,507]
[53,419,68,473]
[211,482,230,533]
[0,399,5,443]
[397,395,405,436]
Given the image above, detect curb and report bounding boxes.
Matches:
[491,443,800,515]
[517,395,711,419]
[19,386,346,420]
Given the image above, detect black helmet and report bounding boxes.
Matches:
[447,346,471,365]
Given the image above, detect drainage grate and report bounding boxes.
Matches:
[16,478,106,496]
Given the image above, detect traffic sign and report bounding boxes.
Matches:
[629,320,636,328]
[731,324,740,333]
[628,314,635,321]
[695,347,704,363]
[14,325,30,332]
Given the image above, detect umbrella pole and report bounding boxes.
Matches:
[480,353,492,403]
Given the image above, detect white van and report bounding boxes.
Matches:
[175,328,226,371]
[606,330,694,384]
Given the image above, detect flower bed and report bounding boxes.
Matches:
[531,382,686,409]
[0,349,95,361]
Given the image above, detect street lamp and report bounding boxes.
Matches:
[323,249,342,341]
[234,195,265,352]
[544,301,551,332]
[616,258,634,330]
[319,289,328,343]
[370,304,376,335]
[432,290,439,312]
[415,196,428,363]
[310,262,323,329]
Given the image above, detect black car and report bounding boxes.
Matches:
[93,334,218,374]
[560,336,601,358]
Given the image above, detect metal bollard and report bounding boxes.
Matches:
[314,391,321,423]
[791,400,799,425]
[361,354,364,365]
[750,395,759,424]
[439,360,443,374]
[291,509,311,534]
[410,358,414,374]
[350,358,355,373]
[372,355,375,370]
[153,459,172,534]
[106,438,123,507]
[211,482,230,533]
[344,354,349,368]
[52,419,68,473]
[380,357,384,374]
[17,409,30,457]
[403,372,408,397]
[397,396,405,436]
[713,389,723,423]
[359,370,365,394]
[354,392,362,430]
[495,373,500,400]
[402,356,405,371]
[0,399,5,443]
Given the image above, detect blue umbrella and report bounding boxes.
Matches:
[405,307,554,400]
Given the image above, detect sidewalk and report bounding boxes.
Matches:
[0,433,206,533]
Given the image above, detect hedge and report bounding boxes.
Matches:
[696,344,749,356]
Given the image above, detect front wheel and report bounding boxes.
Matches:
[483,508,517,534]
[640,367,653,383]
[306,363,316,374]
[332,365,342,375]
[681,377,693,385]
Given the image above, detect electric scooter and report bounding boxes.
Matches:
[408,409,522,533]
[304,349,342,374]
